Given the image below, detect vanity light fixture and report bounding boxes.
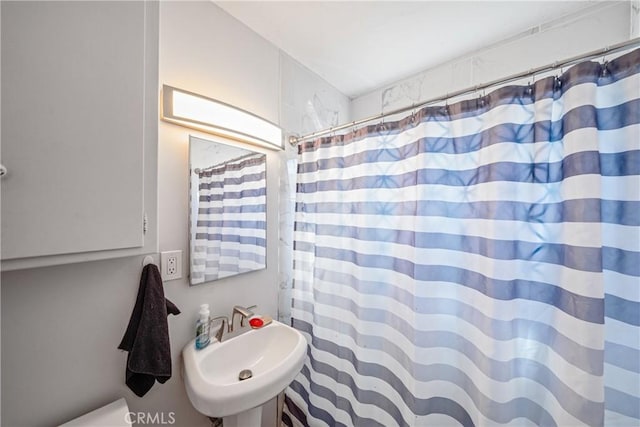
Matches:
[161,85,283,150]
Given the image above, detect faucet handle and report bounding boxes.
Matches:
[210,315,229,326]
[210,315,230,342]
[232,305,257,328]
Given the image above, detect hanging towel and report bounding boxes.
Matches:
[118,263,180,397]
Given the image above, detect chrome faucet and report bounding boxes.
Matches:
[210,315,230,342]
[231,305,256,330]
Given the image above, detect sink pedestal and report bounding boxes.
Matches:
[222,407,261,427]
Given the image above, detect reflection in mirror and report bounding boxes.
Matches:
[189,135,267,285]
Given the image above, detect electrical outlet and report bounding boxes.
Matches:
[161,250,183,281]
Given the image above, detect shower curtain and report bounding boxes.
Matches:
[191,154,266,283]
[285,49,639,426]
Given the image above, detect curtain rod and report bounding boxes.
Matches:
[289,36,640,146]
[193,152,261,174]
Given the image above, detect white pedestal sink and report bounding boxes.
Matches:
[182,320,307,426]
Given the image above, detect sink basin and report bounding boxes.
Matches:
[182,319,307,419]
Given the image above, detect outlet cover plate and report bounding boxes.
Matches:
[161,250,183,281]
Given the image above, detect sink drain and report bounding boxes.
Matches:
[238,369,253,381]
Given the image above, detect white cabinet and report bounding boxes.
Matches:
[1,1,158,270]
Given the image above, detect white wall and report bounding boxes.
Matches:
[351,2,636,121]
[0,2,349,426]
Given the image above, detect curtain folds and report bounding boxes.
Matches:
[285,48,639,426]
[190,154,267,284]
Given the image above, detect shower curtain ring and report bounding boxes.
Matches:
[527,69,536,97]
[379,108,386,131]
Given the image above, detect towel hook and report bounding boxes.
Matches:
[142,255,154,267]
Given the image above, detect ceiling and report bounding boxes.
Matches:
[216,1,603,98]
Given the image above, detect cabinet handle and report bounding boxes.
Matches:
[0,164,6,177]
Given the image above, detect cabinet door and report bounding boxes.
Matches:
[1,1,157,267]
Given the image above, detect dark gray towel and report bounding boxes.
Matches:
[118,263,180,397]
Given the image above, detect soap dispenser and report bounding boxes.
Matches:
[195,304,211,350]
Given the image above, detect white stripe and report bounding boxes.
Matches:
[601,177,640,202]
[195,226,266,238]
[604,270,640,302]
[604,410,640,427]
[595,73,640,109]
[596,123,640,154]
[605,318,640,349]
[604,363,640,396]
[602,223,640,252]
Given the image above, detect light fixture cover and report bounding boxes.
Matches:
[161,85,283,150]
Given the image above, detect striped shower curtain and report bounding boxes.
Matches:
[190,153,267,284]
[285,49,639,426]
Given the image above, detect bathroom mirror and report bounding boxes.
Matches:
[189,135,266,285]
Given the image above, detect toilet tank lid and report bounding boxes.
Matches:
[58,398,131,427]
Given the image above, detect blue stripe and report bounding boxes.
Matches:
[283,394,309,427]
[297,199,640,226]
[298,150,637,193]
[298,102,640,167]
[293,243,603,323]
[605,294,640,326]
[296,222,603,272]
[601,200,640,226]
[605,341,640,373]
[200,187,266,201]
[199,204,266,214]
[196,220,266,230]
[605,387,640,419]
[603,247,640,277]
[601,150,640,176]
